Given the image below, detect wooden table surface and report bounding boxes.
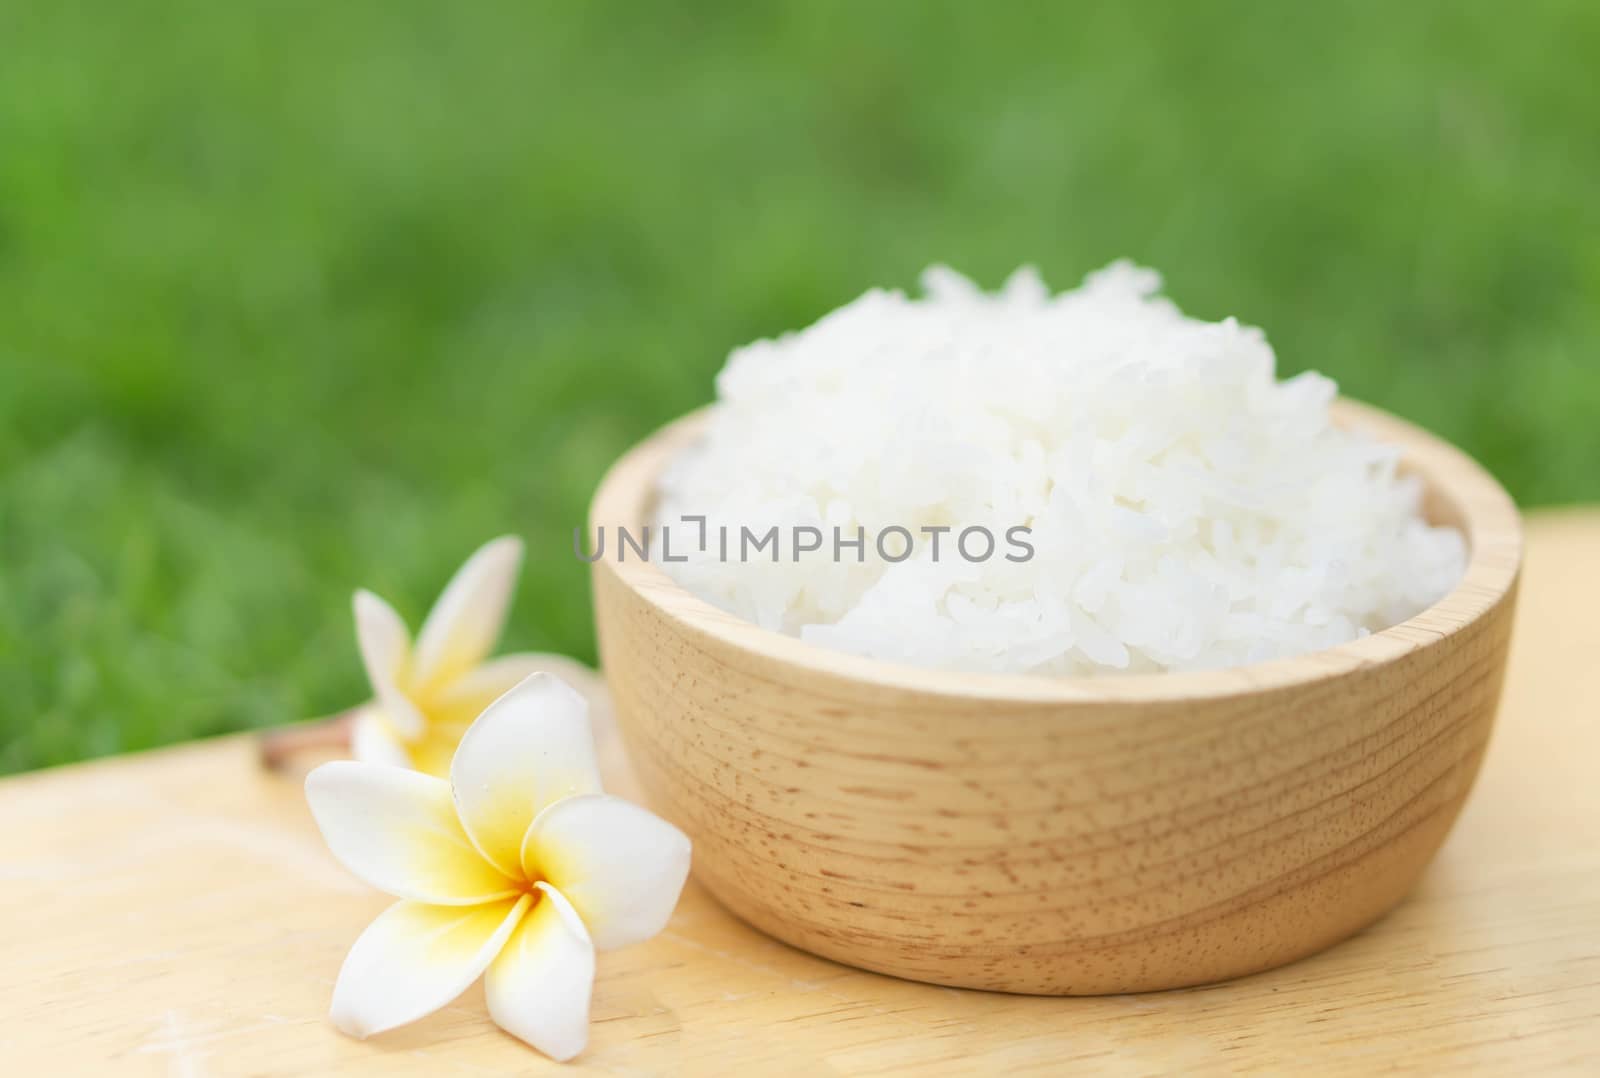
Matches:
[3,511,1597,1076]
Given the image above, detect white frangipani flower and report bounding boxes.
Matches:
[351,534,557,775]
[305,673,691,1061]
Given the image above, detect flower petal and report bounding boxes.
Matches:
[426,653,611,728]
[522,794,691,950]
[411,535,524,691]
[331,895,530,1039]
[306,761,520,904]
[450,674,603,878]
[350,707,414,769]
[404,720,477,780]
[353,589,424,738]
[425,653,552,728]
[485,883,595,1061]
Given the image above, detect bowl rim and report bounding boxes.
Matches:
[587,397,1522,703]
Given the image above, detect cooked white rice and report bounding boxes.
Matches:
[652,262,1466,675]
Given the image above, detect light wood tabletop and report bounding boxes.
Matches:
[3,510,1596,1076]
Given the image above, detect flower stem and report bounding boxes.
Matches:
[258,709,358,770]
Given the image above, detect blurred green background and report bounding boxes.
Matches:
[2,3,1596,772]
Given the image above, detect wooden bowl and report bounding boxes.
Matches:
[588,398,1521,994]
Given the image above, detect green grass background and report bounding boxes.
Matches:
[2,3,1596,772]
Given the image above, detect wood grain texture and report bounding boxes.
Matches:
[0,512,1595,1075]
[589,399,1524,994]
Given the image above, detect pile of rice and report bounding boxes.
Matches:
[653,262,1466,675]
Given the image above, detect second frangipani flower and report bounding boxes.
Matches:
[305,673,691,1061]
[350,535,549,774]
